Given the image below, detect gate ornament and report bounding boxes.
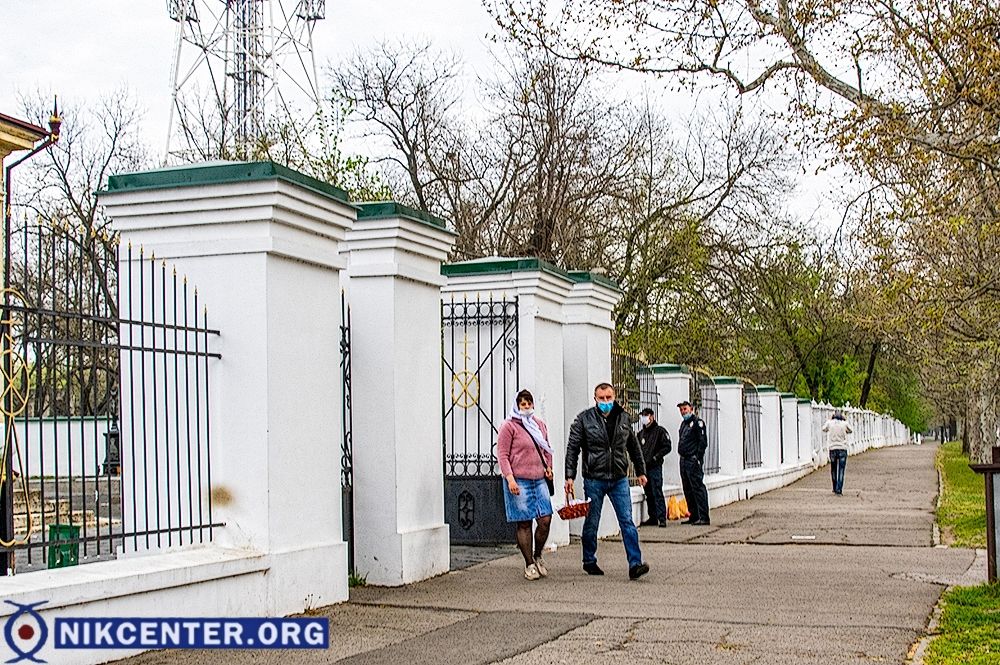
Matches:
[0,288,34,547]
[451,335,480,409]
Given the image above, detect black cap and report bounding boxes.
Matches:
[640,408,655,416]
[676,401,693,408]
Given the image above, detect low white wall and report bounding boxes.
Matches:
[0,545,345,665]
[14,417,114,478]
[590,379,912,537]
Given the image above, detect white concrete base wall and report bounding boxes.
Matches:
[15,418,114,478]
[599,400,912,538]
[0,544,348,665]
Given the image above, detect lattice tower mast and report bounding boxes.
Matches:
[165,0,325,161]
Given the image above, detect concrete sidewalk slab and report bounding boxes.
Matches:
[637,444,940,547]
[335,611,593,665]
[114,441,980,665]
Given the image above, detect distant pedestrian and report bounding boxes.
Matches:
[565,382,650,580]
[677,401,710,525]
[823,410,853,495]
[638,408,671,527]
[498,389,554,581]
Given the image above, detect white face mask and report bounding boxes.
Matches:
[519,409,533,418]
[639,415,650,427]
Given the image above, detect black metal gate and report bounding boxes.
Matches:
[742,381,762,469]
[689,372,720,474]
[611,347,659,484]
[441,295,518,545]
[339,290,354,573]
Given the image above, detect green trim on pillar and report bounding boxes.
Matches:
[756,385,778,392]
[442,257,573,283]
[713,376,739,385]
[103,161,353,206]
[567,270,621,292]
[357,201,452,232]
[797,398,812,404]
[650,363,689,376]
[779,392,796,399]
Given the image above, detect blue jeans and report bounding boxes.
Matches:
[643,464,666,522]
[830,449,847,494]
[582,477,643,568]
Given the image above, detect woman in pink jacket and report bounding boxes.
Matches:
[498,388,554,581]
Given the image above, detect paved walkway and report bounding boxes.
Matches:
[119,442,980,665]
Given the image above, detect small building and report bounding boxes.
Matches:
[1,112,49,215]
[0,112,47,161]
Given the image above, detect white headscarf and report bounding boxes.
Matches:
[509,397,554,456]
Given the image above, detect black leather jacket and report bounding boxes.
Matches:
[677,415,708,460]
[565,403,646,481]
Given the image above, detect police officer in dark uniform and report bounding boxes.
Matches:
[676,401,710,525]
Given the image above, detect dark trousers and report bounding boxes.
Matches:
[643,464,666,522]
[829,449,847,494]
[680,457,709,522]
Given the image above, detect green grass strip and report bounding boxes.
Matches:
[936,441,987,548]
[926,584,1000,664]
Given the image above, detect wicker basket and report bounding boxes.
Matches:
[557,494,591,520]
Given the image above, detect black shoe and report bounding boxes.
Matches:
[639,518,657,526]
[658,521,667,527]
[583,562,604,576]
[691,520,711,525]
[629,563,650,580]
[682,519,698,525]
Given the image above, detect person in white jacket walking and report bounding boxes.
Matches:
[823,411,853,495]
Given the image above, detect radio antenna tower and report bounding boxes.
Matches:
[165,0,326,162]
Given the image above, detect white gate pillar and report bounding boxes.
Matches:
[757,386,782,470]
[650,365,692,487]
[562,272,622,540]
[346,203,456,586]
[780,393,799,465]
[100,161,354,614]
[713,378,745,477]
[798,398,815,467]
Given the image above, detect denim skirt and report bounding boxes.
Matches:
[502,477,553,522]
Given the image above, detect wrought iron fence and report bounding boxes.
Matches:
[689,372,720,474]
[742,381,762,469]
[812,402,830,458]
[339,290,354,573]
[0,215,221,574]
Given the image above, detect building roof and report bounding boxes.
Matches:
[0,113,47,139]
[0,113,48,156]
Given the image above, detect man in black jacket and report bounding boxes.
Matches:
[677,400,710,525]
[638,408,671,527]
[565,382,650,580]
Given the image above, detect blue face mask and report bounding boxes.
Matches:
[682,412,694,420]
[597,401,613,414]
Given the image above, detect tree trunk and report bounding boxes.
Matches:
[858,341,879,408]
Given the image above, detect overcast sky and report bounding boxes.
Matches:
[1,0,843,226]
[1,0,496,144]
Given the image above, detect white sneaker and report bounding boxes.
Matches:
[534,557,548,578]
[524,563,541,581]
